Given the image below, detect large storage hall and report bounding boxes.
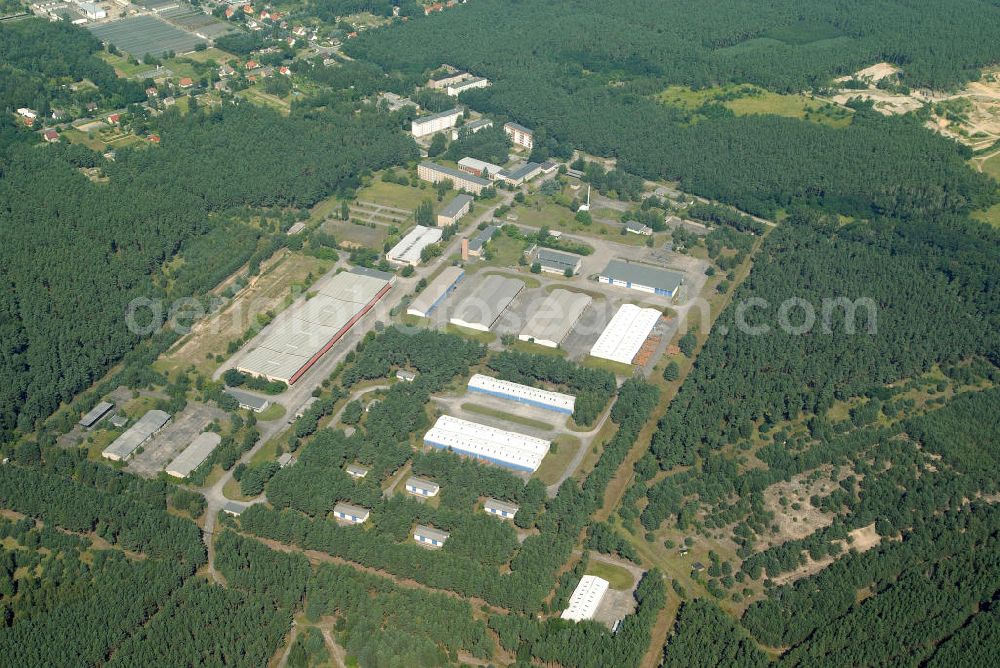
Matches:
[423,414,550,472]
[518,288,591,348]
[589,304,662,365]
[236,268,392,384]
[449,275,524,331]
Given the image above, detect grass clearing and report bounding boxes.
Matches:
[444,324,496,344]
[461,403,554,431]
[971,203,1000,228]
[478,234,527,268]
[238,86,290,115]
[656,83,852,127]
[980,152,1000,181]
[586,560,635,591]
[508,339,568,357]
[257,403,287,422]
[534,434,582,486]
[582,355,636,378]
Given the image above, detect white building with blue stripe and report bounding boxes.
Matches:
[423,415,550,472]
[484,498,519,520]
[413,524,449,547]
[405,476,440,497]
[333,503,370,524]
[467,374,575,414]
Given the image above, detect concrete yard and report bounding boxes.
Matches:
[127,403,225,477]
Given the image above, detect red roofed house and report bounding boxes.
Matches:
[245,60,259,70]
[242,4,254,14]
[146,86,158,97]
[179,77,193,88]
[42,129,59,143]
[148,134,160,143]
[279,66,291,76]
[224,5,236,18]
[107,113,120,124]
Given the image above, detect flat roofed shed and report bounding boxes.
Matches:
[166,432,222,478]
[102,409,170,461]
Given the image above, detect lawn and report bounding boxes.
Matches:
[357,178,443,212]
[98,51,151,78]
[479,234,527,268]
[257,403,287,422]
[444,323,496,344]
[586,560,635,591]
[62,127,107,151]
[461,403,554,431]
[533,434,582,486]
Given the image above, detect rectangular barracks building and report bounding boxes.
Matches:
[467,373,575,414]
[236,267,393,385]
[411,107,462,137]
[417,162,490,195]
[423,414,550,473]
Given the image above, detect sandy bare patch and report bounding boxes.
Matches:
[854,63,901,82]
[760,467,845,548]
[769,523,881,585]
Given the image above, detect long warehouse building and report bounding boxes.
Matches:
[237,268,393,384]
[423,414,550,472]
[165,432,222,478]
[519,289,591,348]
[589,304,662,365]
[386,225,443,266]
[102,409,171,462]
[450,274,524,331]
[561,575,610,622]
[407,266,464,318]
[467,374,575,414]
[598,259,683,297]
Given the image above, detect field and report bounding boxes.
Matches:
[88,16,205,58]
[355,179,439,211]
[586,560,635,590]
